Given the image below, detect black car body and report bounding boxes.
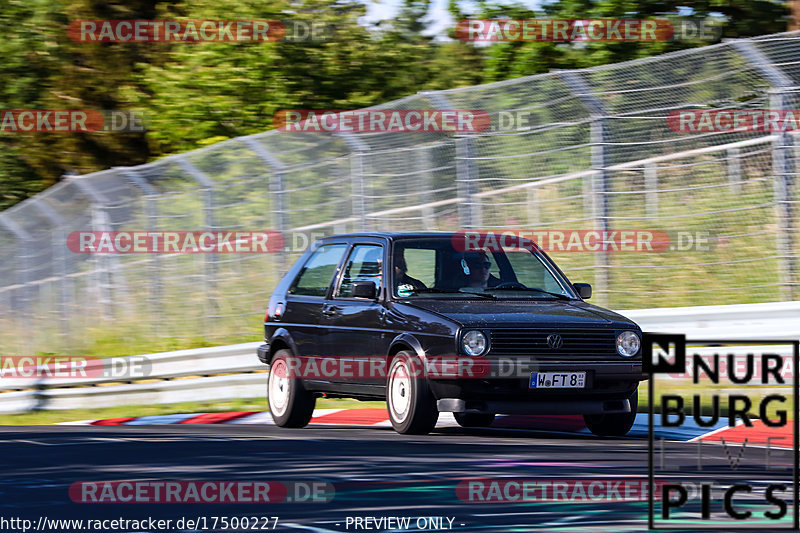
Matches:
[258,232,645,435]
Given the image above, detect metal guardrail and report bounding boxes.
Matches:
[0,342,264,413]
[0,303,797,413]
[0,341,264,391]
[624,301,800,340]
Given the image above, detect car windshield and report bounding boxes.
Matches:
[391,237,575,299]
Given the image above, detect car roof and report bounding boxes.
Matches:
[320,232,456,242]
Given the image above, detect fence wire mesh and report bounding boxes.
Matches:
[1,32,799,355]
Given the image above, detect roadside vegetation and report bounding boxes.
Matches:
[0,0,786,210]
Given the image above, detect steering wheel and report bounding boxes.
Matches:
[493,281,527,289]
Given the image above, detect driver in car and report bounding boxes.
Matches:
[394,247,426,294]
[460,251,500,290]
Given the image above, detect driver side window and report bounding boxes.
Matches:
[336,244,383,298]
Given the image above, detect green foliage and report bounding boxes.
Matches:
[458,0,788,81]
[0,0,790,209]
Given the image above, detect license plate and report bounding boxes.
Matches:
[529,371,586,389]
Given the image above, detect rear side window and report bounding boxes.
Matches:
[289,244,347,297]
[336,244,383,297]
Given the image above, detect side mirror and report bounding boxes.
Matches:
[352,281,378,299]
[573,283,592,299]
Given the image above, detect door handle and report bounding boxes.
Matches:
[321,306,340,317]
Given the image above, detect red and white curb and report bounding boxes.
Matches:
[54,410,794,447]
[56,409,591,432]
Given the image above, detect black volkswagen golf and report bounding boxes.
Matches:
[257,232,645,435]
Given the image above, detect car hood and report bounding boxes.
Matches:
[401,299,638,329]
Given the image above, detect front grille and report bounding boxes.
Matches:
[489,328,617,359]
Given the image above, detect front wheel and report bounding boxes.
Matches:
[583,387,638,437]
[268,350,316,428]
[386,352,439,434]
[454,412,496,428]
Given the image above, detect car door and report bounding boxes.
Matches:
[323,241,389,387]
[283,242,348,365]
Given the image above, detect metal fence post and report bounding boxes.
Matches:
[559,70,611,305]
[71,175,129,321]
[645,163,658,218]
[769,90,796,301]
[176,158,219,327]
[242,138,289,271]
[337,133,369,232]
[351,153,367,231]
[421,145,436,230]
[455,136,480,229]
[426,91,481,229]
[0,214,33,353]
[89,205,113,319]
[733,41,796,300]
[29,200,71,339]
[727,147,742,194]
[332,156,351,234]
[121,168,163,327]
[527,186,540,225]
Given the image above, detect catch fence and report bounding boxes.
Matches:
[1,32,798,355]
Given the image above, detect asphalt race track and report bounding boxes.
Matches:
[0,423,795,532]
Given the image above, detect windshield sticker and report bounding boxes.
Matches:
[397,284,415,296]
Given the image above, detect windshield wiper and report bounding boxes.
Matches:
[406,288,496,299]
[486,287,571,300]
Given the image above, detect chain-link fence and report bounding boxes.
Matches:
[1,32,799,356]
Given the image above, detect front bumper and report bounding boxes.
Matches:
[428,361,644,411]
[437,397,633,415]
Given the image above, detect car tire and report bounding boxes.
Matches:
[268,349,315,428]
[583,387,638,437]
[386,351,439,435]
[454,412,496,428]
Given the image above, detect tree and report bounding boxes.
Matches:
[450,0,790,81]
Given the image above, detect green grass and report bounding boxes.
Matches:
[0,398,386,425]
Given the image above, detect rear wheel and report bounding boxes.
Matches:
[454,412,496,428]
[268,350,315,428]
[583,387,638,437]
[386,351,439,434]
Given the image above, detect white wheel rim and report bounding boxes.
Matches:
[388,361,411,423]
[269,359,290,416]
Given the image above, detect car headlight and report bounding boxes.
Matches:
[617,331,640,357]
[462,330,487,357]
